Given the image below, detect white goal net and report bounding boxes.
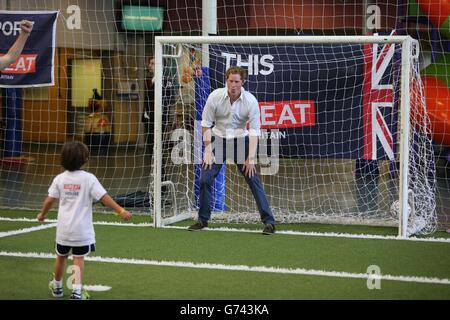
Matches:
[154,36,437,236]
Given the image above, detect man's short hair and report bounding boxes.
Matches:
[61,141,89,171]
[226,66,246,81]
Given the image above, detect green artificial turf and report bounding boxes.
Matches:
[1,210,449,299]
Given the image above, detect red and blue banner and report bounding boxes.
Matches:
[208,42,400,160]
[0,11,58,88]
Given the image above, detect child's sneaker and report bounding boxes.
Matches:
[48,279,63,298]
[70,289,90,300]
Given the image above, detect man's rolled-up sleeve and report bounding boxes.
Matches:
[201,97,214,128]
[248,99,261,137]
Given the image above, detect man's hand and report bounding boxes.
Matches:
[202,150,215,170]
[20,20,34,34]
[120,210,132,221]
[37,212,46,221]
[244,157,256,178]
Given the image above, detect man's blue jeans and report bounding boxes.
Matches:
[198,136,275,225]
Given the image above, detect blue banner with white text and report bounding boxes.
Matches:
[0,11,58,87]
[208,43,399,160]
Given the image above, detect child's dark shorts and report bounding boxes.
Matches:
[55,243,96,257]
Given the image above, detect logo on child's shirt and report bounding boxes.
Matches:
[63,184,80,197]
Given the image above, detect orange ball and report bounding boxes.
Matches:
[416,0,450,27]
[421,75,450,145]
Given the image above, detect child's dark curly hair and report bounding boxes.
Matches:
[61,141,89,171]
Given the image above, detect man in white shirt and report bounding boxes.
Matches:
[0,20,33,71]
[188,66,276,234]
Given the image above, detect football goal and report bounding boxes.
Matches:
[153,35,436,237]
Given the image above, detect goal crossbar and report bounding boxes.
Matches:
[155,35,412,45]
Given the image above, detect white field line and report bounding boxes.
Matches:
[165,226,450,244]
[83,285,111,292]
[92,221,152,227]
[0,223,57,238]
[1,216,450,243]
[0,250,449,286]
[0,216,152,227]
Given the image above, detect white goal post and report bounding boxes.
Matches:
[153,35,436,238]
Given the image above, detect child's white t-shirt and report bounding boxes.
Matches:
[48,170,107,246]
